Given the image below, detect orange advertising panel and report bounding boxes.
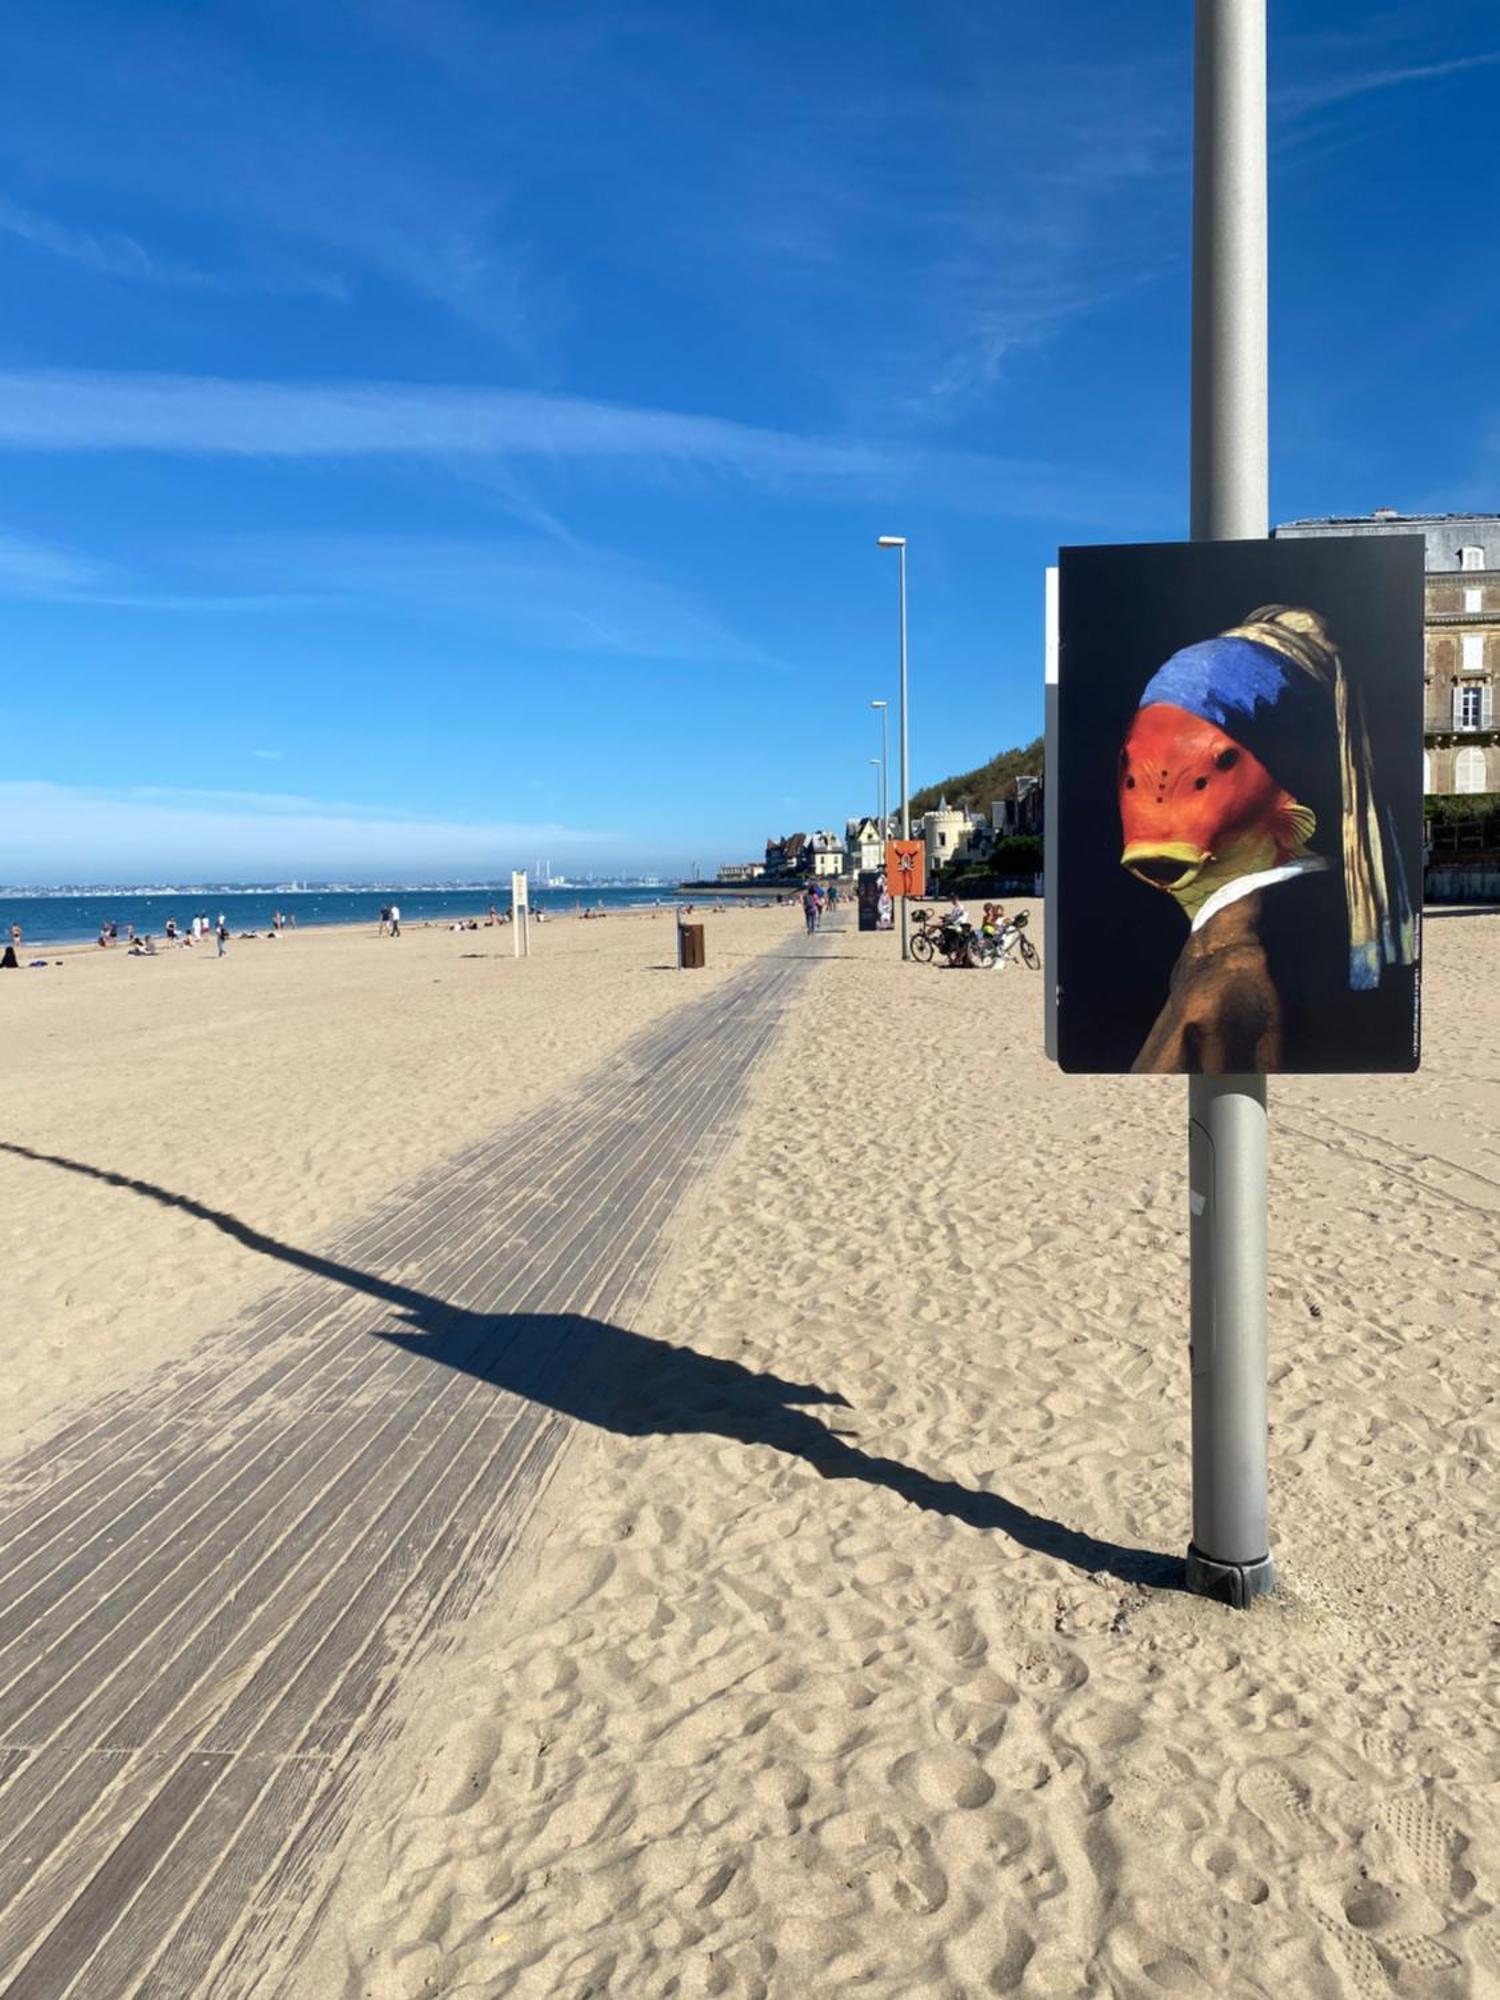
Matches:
[885,839,925,899]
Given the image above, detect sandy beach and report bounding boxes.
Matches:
[0,904,790,1457]
[5,901,1500,1996]
[299,902,1500,1999]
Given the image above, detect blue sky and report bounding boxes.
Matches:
[2,1,1498,882]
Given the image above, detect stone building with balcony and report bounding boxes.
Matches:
[1273,511,1500,796]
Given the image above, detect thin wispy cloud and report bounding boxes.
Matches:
[1275,49,1500,119]
[0,779,620,885]
[0,516,777,668]
[191,531,780,667]
[0,18,546,350]
[0,531,117,598]
[0,369,1161,523]
[0,195,344,300]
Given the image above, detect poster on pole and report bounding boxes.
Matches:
[1051,536,1423,1075]
[1043,564,1060,1063]
[884,839,925,901]
[511,869,530,958]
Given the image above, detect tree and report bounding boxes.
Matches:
[908,736,1044,821]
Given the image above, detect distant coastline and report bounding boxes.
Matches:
[1,882,688,950]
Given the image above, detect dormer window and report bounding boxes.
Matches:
[1460,545,1485,571]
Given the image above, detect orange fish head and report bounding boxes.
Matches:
[1119,702,1296,893]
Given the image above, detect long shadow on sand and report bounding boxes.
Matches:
[1,1141,1181,1590]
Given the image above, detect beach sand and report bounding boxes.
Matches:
[8,899,1500,1996]
[0,904,791,1457]
[295,902,1500,2000]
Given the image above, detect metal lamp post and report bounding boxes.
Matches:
[871,699,889,831]
[876,536,910,960]
[869,757,883,821]
[1185,0,1274,1607]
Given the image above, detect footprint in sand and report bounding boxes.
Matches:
[1373,1794,1477,1903]
[1239,1765,1479,1994]
[1236,1761,1313,1839]
[1197,1839,1269,1909]
[887,1743,996,1811]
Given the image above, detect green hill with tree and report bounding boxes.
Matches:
[908,736,1044,819]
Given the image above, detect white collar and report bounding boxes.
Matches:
[1191,854,1329,933]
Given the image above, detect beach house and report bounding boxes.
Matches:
[845,817,885,873]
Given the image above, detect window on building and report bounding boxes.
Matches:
[1463,634,1485,673]
[1455,747,1488,793]
[1455,683,1491,730]
[1460,545,1485,570]
[1465,587,1483,613]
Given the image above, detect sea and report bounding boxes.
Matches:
[0,884,713,949]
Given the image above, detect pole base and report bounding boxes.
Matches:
[1185,1545,1275,1609]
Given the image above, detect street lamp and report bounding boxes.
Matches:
[876,535,910,960]
[870,698,889,831]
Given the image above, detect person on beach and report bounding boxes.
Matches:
[802,886,818,936]
[378,906,390,936]
[9,922,20,951]
[389,903,401,937]
[216,918,228,957]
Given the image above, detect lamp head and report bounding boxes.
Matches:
[876,535,906,549]
[871,698,887,710]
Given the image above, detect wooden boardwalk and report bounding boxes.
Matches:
[0,936,819,1998]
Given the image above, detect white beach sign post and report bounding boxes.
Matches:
[512,870,530,959]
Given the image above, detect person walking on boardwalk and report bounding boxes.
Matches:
[802,885,818,936]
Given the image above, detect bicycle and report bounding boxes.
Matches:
[987,909,1040,970]
[911,908,992,968]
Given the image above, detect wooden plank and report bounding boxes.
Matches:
[213,1393,539,1756]
[57,1754,284,2000]
[0,1751,224,2000]
[0,1750,133,1957]
[292,1405,561,1760]
[131,1760,334,1998]
[0,1079,584,1566]
[0,940,813,1997]
[95,1371,487,1756]
[0,1390,415,1748]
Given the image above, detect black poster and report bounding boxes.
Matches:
[1053,537,1423,1075]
